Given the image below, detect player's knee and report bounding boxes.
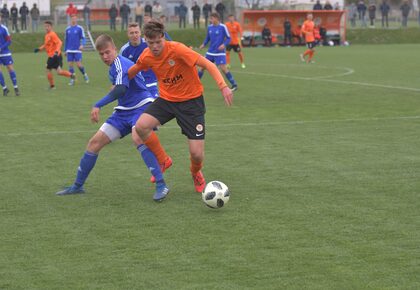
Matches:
[86,136,103,153]
[190,150,204,163]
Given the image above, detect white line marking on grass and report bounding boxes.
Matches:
[231,70,420,92]
[2,115,419,137]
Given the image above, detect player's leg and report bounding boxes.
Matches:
[226,46,231,68]
[67,54,76,85]
[5,62,19,95]
[45,59,56,89]
[189,139,206,192]
[0,63,8,96]
[307,43,315,63]
[219,61,237,91]
[300,42,311,62]
[56,130,112,195]
[76,56,89,83]
[236,46,245,68]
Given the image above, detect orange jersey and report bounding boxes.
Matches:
[225,21,242,45]
[133,41,203,102]
[301,20,315,43]
[40,31,63,57]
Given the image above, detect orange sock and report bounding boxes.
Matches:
[308,50,315,61]
[144,131,168,165]
[303,49,311,57]
[47,72,54,87]
[58,70,72,77]
[226,52,230,65]
[190,157,203,175]
[238,52,244,63]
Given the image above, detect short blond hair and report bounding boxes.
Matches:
[95,34,116,50]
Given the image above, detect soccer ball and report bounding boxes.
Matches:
[328,40,334,46]
[202,181,230,209]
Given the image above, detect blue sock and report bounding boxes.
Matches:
[9,70,17,87]
[0,72,5,88]
[198,70,204,79]
[69,67,75,75]
[224,71,237,86]
[78,66,86,75]
[74,151,98,187]
[137,144,163,182]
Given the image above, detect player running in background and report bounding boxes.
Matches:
[120,22,173,183]
[225,14,245,69]
[34,21,75,89]
[300,13,316,64]
[128,20,233,193]
[199,12,238,91]
[0,23,19,96]
[56,34,169,201]
[65,14,89,85]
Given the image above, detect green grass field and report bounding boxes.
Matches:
[0,44,419,289]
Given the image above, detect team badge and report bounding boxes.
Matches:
[196,124,203,132]
[168,59,175,66]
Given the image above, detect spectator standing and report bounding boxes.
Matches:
[145,2,153,18]
[154,2,163,19]
[262,25,272,47]
[380,0,390,28]
[109,3,118,31]
[1,4,10,28]
[191,1,201,29]
[83,4,91,31]
[400,0,411,27]
[348,2,357,27]
[202,0,212,27]
[334,2,340,10]
[120,0,131,31]
[178,2,188,29]
[357,0,367,27]
[283,18,292,46]
[10,3,19,33]
[324,1,333,10]
[19,2,29,32]
[368,2,376,27]
[215,2,226,23]
[135,1,144,27]
[30,3,40,32]
[66,3,78,26]
[313,0,323,10]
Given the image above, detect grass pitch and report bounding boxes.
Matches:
[0,44,419,289]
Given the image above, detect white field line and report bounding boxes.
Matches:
[231,70,420,92]
[1,115,419,137]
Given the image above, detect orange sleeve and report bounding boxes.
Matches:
[196,55,227,90]
[128,60,147,80]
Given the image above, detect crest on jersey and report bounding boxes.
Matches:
[168,59,175,66]
[196,124,203,132]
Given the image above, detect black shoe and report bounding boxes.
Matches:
[3,87,9,96]
[14,87,20,96]
[231,85,238,92]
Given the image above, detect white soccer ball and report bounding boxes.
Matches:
[202,181,230,209]
[328,40,334,46]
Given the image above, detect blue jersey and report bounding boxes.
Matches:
[64,24,86,53]
[119,38,157,87]
[109,55,154,110]
[202,23,231,55]
[0,24,12,57]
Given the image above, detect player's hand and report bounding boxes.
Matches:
[218,44,225,51]
[221,86,233,107]
[91,107,100,123]
[199,44,204,50]
[34,48,40,53]
[79,45,84,51]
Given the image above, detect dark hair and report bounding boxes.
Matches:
[143,19,165,39]
[128,22,140,28]
[210,12,220,19]
[95,34,116,50]
[44,20,53,26]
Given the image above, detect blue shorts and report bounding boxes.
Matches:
[0,55,14,66]
[147,86,159,98]
[66,52,82,62]
[105,105,149,138]
[205,53,226,65]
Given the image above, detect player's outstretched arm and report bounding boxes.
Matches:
[128,63,143,79]
[196,55,233,106]
[91,85,127,122]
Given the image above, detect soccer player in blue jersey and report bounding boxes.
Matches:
[65,14,89,85]
[199,12,237,91]
[56,34,170,201]
[0,24,19,96]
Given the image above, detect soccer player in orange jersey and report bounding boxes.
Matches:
[34,21,75,89]
[128,20,233,194]
[225,14,245,69]
[300,14,316,64]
